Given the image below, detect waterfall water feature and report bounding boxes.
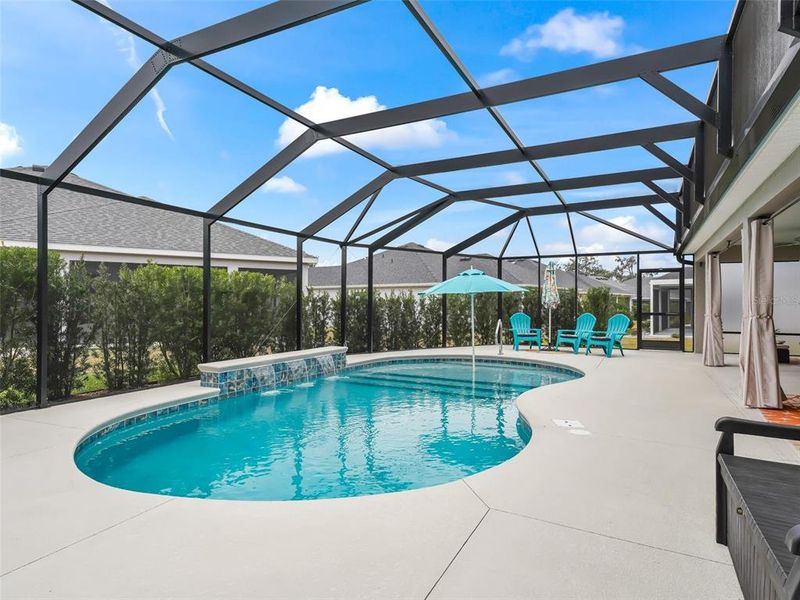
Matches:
[317,354,336,376]
[288,359,313,388]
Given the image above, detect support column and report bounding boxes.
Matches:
[202,219,211,362]
[296,237,303,350]
[496,258,503,323]
[636,254,642,350]
[441,255,448,348]
[693,257,706,354]
[36,185,48,407]
[573,255,579,318]
[340,245,347,347]
[537,260,543,326]
[367,249,374,353]
[679,261,686,352]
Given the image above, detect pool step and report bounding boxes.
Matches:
[345,372,523,398]
[357,368,535,392]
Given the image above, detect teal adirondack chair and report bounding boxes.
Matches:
[585,313,631,357]
[554,313,597,353]
[509,312,542,351]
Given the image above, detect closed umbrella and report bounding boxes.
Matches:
[419,267,525,367]
[541,261,561,348]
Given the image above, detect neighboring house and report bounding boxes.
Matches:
[309,242,632,300]
[649,268,694,337]
[614,278,649,311]
[1,166,316,284]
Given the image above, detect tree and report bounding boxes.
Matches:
[612,256,637,281]
[562,256,613,279]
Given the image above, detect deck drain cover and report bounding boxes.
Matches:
[553,419,584,428]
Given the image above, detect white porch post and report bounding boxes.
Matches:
[739,218,785,408]
[702,252,725,366]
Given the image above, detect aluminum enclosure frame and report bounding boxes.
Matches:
[28,0,739,405]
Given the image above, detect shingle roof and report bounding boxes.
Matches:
[0,167,310,260]
[309,243,632,295]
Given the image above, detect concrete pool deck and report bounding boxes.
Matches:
[2,347,798,599]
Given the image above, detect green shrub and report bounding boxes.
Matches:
[0,247,39,402]
[48,259,94,399]
[302,289,333,349]
[0,386,33,411]
[211,269,295,360]
[418,295,442,348]
[342,289,369,353]
[93,265,159,390]
[145,265,202,380]
[446,295,471,347]
[0,248,93,404]
[582,286,632,330]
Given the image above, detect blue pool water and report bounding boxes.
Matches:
[75,359,580,501]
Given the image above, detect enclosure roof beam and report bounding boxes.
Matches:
[44,0,362,193]
[525,216,541,259]
[208,129,319,220]
[315,36,725,138]
[454,167,677,200]
[507,249,669,260]
[644,204,677,231]
[641,142,694,181]
[369,195,455,249]
[394,121,699,177]
[575,210,672,251]
[643,180,683,212]
[348,205,428,245]
[444,211,527,257]
[344,187,382,243]
[498,219,519,258]
[302,171,398,237]
[525,194,671,216]
[403,0,579,255]
[640,71,719,127]
[77,0,466,222]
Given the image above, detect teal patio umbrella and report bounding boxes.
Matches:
[419,267,525,366]
[542,261,561,347]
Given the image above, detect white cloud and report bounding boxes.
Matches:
[501,8,625,60]
[261,175,307,194]
[498,170,528,185]
[149,88,173,140]
[539,214,671,259]
[425,238,453,252]
[277,86,454,158]
[0,122,22,158]
[579,215,669,246]
[98,0,173,139]
[479,68,517,86]
[542,241,574,254]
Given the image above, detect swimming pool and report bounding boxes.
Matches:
[75,358,581,501]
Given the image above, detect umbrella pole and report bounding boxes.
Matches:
[470,294,475,368]
[548,308,552,351]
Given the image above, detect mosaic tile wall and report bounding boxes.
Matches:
[200,351,347,399]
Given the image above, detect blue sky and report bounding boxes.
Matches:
[1,0,734,267]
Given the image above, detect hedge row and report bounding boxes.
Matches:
[1,247,631,411]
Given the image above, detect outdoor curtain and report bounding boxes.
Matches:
[739,219,785,408]
[702,252,725,366]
